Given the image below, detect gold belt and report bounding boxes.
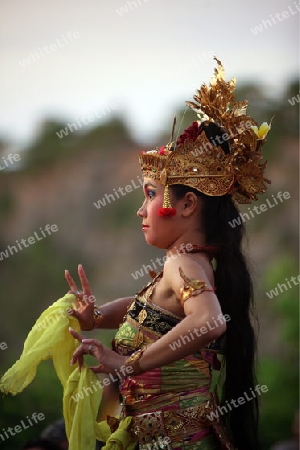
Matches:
[130,402,211,444]
[127,397,236,449]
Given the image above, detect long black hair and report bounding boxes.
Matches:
[172,185,259,449]
[171,122,260,449]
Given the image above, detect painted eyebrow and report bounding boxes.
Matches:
[144,183,157,189]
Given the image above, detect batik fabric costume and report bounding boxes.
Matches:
[113,265,233,450]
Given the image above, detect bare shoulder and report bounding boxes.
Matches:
[161,253,222,321]
[163,253,214,294]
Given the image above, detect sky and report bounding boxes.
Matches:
[0,0,299,146]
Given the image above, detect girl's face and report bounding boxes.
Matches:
[137,178,181,249]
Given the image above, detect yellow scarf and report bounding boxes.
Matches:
[0,294,136,450]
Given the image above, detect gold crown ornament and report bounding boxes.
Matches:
[139,58,272,215]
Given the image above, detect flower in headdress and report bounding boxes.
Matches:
[251,122,271,140]
[177,122,201,146]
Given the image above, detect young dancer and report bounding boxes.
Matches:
[67,58,271,449]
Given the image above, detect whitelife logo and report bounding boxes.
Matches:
[266,275,300,299]
[55,103,118,139]
[228,191,291,228]
[0,413,45,443]
[71,365,133,402]
[0,342,8,351]
[250,2,300,35]
[116,0,150,16]
[191,119,253,158]
[169,314,231,351]
[19,32,81,67]
[288,91,300,106]
[206,385,268,421]
[0,153,21,171]
[131,243,195,280]
[0,224,58,261]
[93,175,143,209]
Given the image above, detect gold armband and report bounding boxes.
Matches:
[179,267,214,308]
[124,347,146,376]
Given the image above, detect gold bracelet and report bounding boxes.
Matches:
[93,305,104,328]
[124,348,146,376]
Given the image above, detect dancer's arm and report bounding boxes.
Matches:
[69,256,227,375]
[95,296,133,329]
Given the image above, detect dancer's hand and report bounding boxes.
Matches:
[65,264,96,331]
[69,328,127,375]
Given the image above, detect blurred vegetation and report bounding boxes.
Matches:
[258,255,299,447]
[0,80,299,449]
[25,116,132,171]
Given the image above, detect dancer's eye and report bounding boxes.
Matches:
[147,190,156,200]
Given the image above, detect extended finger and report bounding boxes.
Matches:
[71,343,90,361]
[65,270,78,292]
[81,338,102,349]
[78,264,92,296]
[71,352,84,370]
[69,327,84,343]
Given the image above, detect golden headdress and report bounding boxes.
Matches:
[139,57,272,207]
